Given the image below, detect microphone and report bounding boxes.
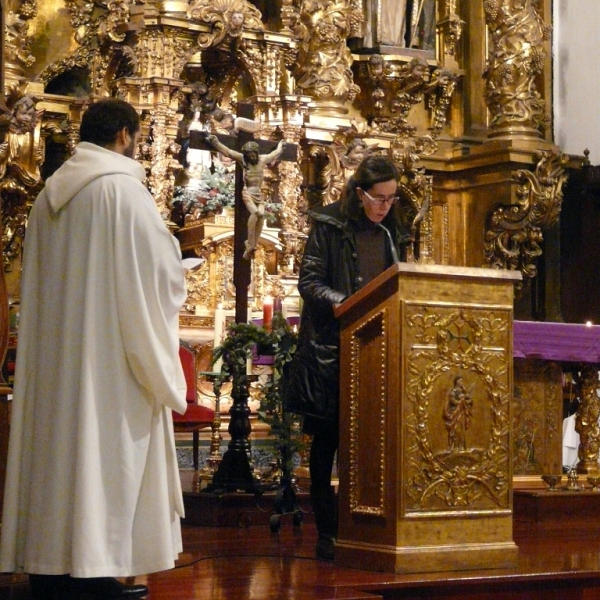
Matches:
[377,223,400,264]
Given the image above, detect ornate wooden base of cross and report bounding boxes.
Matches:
[209,372,259,492]
[190,103,297,493]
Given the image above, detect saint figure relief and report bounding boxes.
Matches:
[443,376,473,451]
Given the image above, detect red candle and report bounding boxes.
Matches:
[263,295,274,330]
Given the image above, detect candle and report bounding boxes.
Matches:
[263,295,273,331]
[213,304,226,346]
[213,304,226,372]
[246,355,253,375]
[273,297,282,314]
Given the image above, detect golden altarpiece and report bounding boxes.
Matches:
[0,0,587,513]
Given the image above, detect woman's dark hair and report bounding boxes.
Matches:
[79,98,140,147]
[340,154,400,220]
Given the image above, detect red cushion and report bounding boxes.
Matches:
[179,345,197,403]
[172,403,215,424]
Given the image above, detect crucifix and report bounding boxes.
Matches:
[188,103,298,492]
[188,103,297,324]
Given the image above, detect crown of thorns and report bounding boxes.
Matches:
[242,141,259,153]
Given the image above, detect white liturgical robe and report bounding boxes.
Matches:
[0,142,188,577]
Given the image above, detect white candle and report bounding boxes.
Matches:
[214,304,225,345]
[246,355,253,375]
[213,304,226,373]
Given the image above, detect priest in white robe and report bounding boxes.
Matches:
[0,98,188,599]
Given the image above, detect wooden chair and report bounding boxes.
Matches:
[172,341,215,471]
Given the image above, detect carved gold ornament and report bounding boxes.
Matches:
[484,150,568,282]
[404,307,512,511]
[483,0,551,137]
[291,0,361,108]
[575,366,600,473]
[187,0,264,49]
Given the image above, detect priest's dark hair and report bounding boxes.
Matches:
[79,98,140,148]
[340,154,400,221]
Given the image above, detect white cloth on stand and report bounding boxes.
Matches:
[562,413,579,468]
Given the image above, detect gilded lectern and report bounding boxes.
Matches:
[334,263,522,574]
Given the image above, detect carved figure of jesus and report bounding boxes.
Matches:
[206,134,285,260]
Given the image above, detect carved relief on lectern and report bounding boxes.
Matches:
[404,306,512,512]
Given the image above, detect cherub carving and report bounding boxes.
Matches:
[336,137,379,181]
[0,90,44,190]
[0,87,47,266]
[188,0,264,49]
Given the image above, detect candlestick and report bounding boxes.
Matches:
[263,295,273,331]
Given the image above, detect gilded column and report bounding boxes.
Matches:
[483,0,551,140]
[291,0,361,116]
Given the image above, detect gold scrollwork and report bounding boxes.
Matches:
[483,150,568,282]
[187,0,264,49]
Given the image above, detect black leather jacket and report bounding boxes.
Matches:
[284,200,411,430]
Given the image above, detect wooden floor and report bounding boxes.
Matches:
[6,475,600,599]
[144,474,600,600]
[130,521,600,600]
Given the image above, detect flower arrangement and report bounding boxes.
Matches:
[172,159,235,227]
[171,157,282,228]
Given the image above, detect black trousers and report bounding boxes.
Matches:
[309,426,339,489]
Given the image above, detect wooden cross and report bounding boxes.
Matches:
[189,104,298,493]
[188,103,297,324]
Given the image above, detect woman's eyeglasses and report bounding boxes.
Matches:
[360,189,400,206]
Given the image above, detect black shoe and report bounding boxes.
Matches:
[28,574,70,600]
[69,577,148,598]
[315,535,335,561]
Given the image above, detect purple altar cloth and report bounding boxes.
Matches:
[513,320,600,363]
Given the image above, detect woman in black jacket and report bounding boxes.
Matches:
[285,155,411,560]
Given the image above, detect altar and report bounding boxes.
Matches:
[514,321,600,364]
[512,320,600,484]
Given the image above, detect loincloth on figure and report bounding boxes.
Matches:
[242,186,264,212]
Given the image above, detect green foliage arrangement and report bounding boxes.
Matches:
[211,313,302,477]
